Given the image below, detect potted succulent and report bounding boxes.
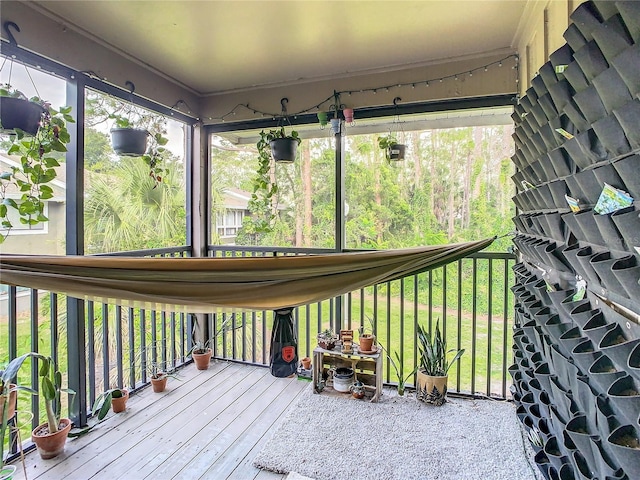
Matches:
[0,85,73,244]
[377,134,406,161]
[416,320,464,406]
[317,329,338,350]
[1,353,36,479]
[190,341,213,370]
[31,355,75,459]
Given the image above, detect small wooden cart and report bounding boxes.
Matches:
[312,345,383,402]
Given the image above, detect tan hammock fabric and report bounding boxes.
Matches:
[0,238,494,312]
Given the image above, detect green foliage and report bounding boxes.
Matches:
[36,354,75,433]
[417,320,464,376]
[0,86,73,243]
[377,134,398,150]
[1,353,37,469]
[243,127,300,240]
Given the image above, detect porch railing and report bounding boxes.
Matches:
[208,246,516,399]
[1,246,192,459]
[1,244,515,459]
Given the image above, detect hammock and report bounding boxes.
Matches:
[0,237,494,312]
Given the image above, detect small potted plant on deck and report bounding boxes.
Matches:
[416,320,464,406]
[317,328,338,350]
[31,355,75,459]
[190,341,213,370]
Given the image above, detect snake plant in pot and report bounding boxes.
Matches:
[416,320,464,406]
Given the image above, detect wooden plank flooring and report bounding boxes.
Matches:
[11,361,310,480]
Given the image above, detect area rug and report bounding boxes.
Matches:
[254,387,539,480]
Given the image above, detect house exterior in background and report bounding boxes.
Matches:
[216,187,251,245]
[0,153,66,256]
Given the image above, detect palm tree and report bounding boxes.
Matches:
[84,155,186,253]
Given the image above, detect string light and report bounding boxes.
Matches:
[204,54,517,121]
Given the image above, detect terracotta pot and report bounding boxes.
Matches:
[416,370,448,406]
[151,375,168,393]
[192,348,212,370]
[301,357,311,370]
[0,383,17,421]
[111,389,129,413]
[31,418,72,459]
[359,334,375,352]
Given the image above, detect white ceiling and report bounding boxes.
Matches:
[31,0,530,96]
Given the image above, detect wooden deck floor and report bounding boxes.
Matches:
[11,361,310,480]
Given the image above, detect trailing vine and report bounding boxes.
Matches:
[0,86,73,243]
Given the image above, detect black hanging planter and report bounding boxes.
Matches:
[592,113,631,157]
[611,207,640,253]
[599,325,640,373]
[593,213,626,251]
[574,41,608,81]
[611,259,640,299]
[534,362,556,394]
[592,14,634,63]
[589,354,626,397]
[616,1,640,43]
[566,416,600,475]
[270,138,298,163]
[110,128,148,156]
[606,375,640,428]
[629,343,640,383]
[592,66,632,115]
[582,311,617,346]
[0,96,46,135]
[590,251,626,293]
[607,425,640,480]
[544,436,569,473]
[614,100,640,153]
[564,23,588,52]
[563,61,589,93]
[534,450,553,480]
[572,339,603,374]
[574,85,608,125]
[612,154,640,200]
[611,43,640,97]
[574,209,606,246]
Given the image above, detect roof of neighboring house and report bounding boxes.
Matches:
[223,187,251,209]
[0,153,66,201]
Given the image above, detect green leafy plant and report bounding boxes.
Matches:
[244,127,301,237]
[188,339,213,355]
[527,427,543,447]
[1,353,36,472]
[68,387,124,438]
[377,134,398,150]
[417,320,465,376]
[0,85,73,243]
[36,355,75,434]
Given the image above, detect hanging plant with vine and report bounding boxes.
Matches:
[0,85,73,243]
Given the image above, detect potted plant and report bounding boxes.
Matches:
[147,361,179,393]
[377,134,406,161]
[190,341,213,370]
[109,114,169,187]
[357,326,376,352]
[0,85,46,135]
[416,320,464,406]
[31,355,75,459]
[0,85,73,244]
[1,353,36,479]
[260,126,301,163]
[386,349,419,396]
[317,329,337,350]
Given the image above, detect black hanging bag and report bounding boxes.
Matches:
[269,309,298,377]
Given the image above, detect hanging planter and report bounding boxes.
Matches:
[0,96,46,135]
[262,127,300,163]
[378,135,406,161]
[110,127,149,156]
